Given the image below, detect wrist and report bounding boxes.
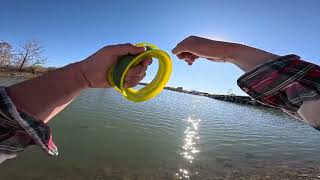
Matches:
[67,61,90,90]
[201,39,239,62]
[6,61,89,122]
[226,43,279,72]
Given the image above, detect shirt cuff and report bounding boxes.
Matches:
[0,88,58,159]
[237,54,320,113]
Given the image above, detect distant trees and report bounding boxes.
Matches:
[15,40,47,71]
[0,42,13,66]
[227,88,236,96]
[177,87,183,91]
[0,40,48,72]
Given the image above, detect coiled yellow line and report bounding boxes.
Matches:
[108,43,172,102]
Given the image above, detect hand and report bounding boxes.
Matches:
[172,36,231,65]
[80,43,152,88]
[172,36,279,72]
[6,43,152,123]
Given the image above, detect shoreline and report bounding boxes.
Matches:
[0,72,39,79]
[1,72,270,109]
[139,82,271,108]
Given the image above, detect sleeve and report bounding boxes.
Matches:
[0,87,58,164]
[237,54,320,127]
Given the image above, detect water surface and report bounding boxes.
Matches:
[1,77,320,179]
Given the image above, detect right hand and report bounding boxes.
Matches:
[172,36,279,72]
[172,36,233,65]
[80,43,152,88]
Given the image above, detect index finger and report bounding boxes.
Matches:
[172,43,185,55]
[141,58,152,67]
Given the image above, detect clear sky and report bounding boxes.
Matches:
[1,0,319,95]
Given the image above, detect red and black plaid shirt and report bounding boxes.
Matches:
[0,88,58,158]
[238,54,320,116]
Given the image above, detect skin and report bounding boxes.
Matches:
[6,43,152,123]
[5,37,318,128]
[172,36,279,72]
[172,36,320,128]
[4,37,279,124]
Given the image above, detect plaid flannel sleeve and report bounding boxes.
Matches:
[0,88,58,163]
[237,54,320,115]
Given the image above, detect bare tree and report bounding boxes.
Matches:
[15,40,47,71]
[0,41,13,66]
[226,88,236,96]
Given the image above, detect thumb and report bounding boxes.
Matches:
[108,43,146,56]
[172,36,194,54]
[172,40,188,55]
[172,45,184,55]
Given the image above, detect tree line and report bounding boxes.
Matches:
[0,40,55,74]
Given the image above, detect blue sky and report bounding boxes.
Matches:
[1,0,319,95]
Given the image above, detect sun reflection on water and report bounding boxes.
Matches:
[176,117,201,179]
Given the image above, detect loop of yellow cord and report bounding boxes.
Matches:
[108,43,172,102]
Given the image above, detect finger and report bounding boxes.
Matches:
[172,36,196,54]
[189,54,199,60]
[172,44,185,55]
[106,43,146,56]
[172,39,189,55]
[124,81,140,88]
[126,64,147,76]
[141,58,152,67]
[177,53,186,59]
[185,58,195,63]
[125,73,146,83]
[176,52,194,60]
[185,59,195,65]
[177,53,198,65]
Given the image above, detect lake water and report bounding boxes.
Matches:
[1,77,320,180]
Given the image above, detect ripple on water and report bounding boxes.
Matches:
[2,79,320,179]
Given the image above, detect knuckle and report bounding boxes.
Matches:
[188,35,196,40]
[113,43,133,50]
[124,43,133,46]
[140,68,146,76]
[122,43,134,48]
[102,45,111,50]
[134,76,140,81]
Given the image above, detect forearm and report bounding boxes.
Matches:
[0,43,150,164]
[195,37,278,72]
[226,43,280,72]
[173,36,279,71]
[5,61,88,123]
